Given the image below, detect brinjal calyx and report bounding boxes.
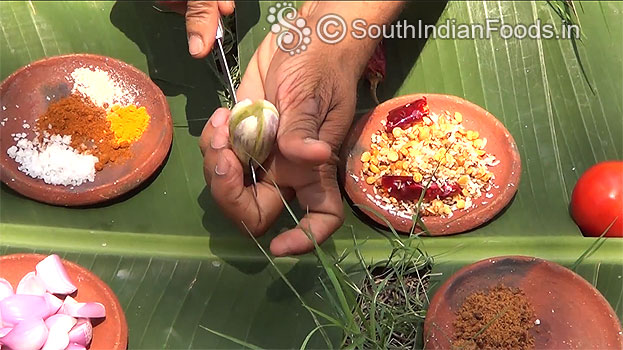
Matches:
[228,99,279,171]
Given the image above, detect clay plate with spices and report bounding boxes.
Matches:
[0,54,173,206]
[339,94,521,235]
[423,256,623,350]
[0,253,128,350]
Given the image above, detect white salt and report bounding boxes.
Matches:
[70,67,134,107]
[7,134,98,186]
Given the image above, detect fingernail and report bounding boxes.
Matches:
[215,152,230,176]
[304,137,320,144]
[188,34,203,56]
[211,130,228,150]
[210,111,227,128]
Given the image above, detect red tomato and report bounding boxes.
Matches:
[571,161,623,237]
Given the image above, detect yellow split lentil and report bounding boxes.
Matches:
[360,108,499,217]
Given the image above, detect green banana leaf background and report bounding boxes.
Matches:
[1,1,622,349]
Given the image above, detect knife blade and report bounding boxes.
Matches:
[214,19,258,198]
[215,19,237,105]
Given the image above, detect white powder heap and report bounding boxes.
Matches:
[7,133,98,186]
[70,67,134,107]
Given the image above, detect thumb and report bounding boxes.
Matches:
[276,97,332,165]
[185,1,219,58]
[217,0,235,16]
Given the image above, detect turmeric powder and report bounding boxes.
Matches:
[106,104,150,144]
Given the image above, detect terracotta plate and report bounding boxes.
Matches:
[340,94,521,235]
[424,256,623,350]
[0,54,173,206]
[0,253,128,350]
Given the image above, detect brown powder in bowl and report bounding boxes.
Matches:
[453,285,536,350]
[36,94,130,170]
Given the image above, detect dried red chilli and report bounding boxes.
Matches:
[364,40,386,105]
[386,97,430,132]
[381,176,460,201]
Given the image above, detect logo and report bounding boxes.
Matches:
[267,10,579,54]
[315,14,347,44]
[267,2,312,55]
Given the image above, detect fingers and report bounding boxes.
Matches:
[269,166,344,256]
[210,149,286,235]
[156,0,187,14]
[236,32,281,100]
[199,108,230,156]
[239,33,332,164]
[270,212,343,256]
[236,49,266,101]
[185,1,220,58]
[278,128,333,165]
[263,55,332,165]
[276,98,332,165]
[200,108,230,190]
[318,87,357,154]
[270,100,352,255]
[201,108,286,237]
[217,0,235,15]
[236,34,278,101]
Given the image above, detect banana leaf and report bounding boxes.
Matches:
[0,1,621,349]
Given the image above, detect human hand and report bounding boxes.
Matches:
[199,2,404,256]
[199,29,370,256]
[156,0,235,58]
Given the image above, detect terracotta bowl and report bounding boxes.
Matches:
[0,253,127,350]
[0,54,173,206]
[340,94,521,235]
[424,256,623,350]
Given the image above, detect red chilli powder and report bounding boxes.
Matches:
[36,94,130,170]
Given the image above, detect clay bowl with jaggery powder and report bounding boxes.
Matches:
[0,253,128,350]
[339,94,521,235]
[424,256,623,350]
[0,54,173,206]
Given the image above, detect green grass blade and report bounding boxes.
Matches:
[198,326,265,350]
[304,306,350,331]
[317,276,346,321]
[299,325,340,350]
[467,306,510,342]
[353,204,404,246]
[571,218,616,271]
[246,225,333,349]
[313,239,357,331]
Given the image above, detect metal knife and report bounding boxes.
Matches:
[214,19,258,198]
